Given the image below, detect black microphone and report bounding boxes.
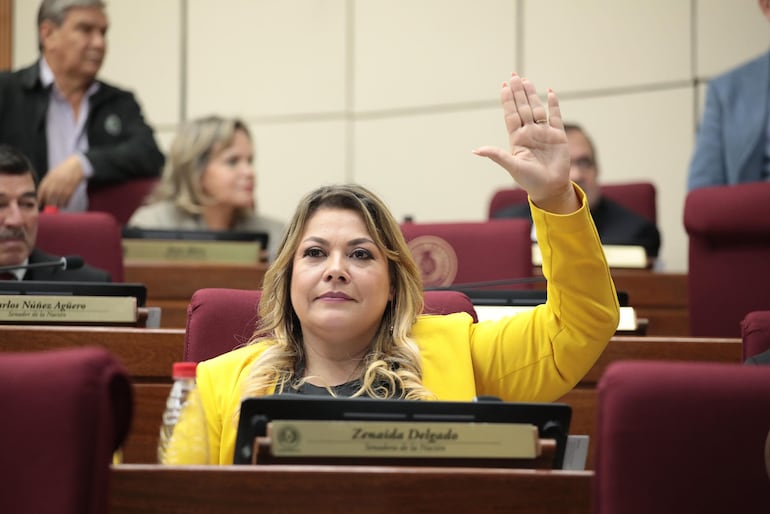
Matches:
[0,255,85,273]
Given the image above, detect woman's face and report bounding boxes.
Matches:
[290,207,392,352]
[200,128,255,209]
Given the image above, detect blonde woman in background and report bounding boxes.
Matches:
[128,116,284,259]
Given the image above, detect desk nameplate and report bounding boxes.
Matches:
[123,239,260,264]
[266,420,539,459]
[0,294,137,323]
[533,243,648,269]
[474,305,638,332]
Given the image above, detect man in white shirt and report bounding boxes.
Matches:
[0,0,163,211]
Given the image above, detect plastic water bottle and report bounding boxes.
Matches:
[157,362,208,464]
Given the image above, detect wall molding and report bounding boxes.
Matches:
[0,0,11,70]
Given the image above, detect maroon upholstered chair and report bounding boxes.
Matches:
[487,187,528,219]
[184,288,262,362]
[594,360,770,514]
[0,346,133,514]
[37,211,124,281]
[399,219,532,289]
[741,310,770,362]
[684,182,770,337]
[488,182,658,223]
[87,177,159,225]
[184,288,477,363]
[601,182,657,223]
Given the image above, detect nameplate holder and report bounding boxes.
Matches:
[532,243,648,269]
[0,294,137,324]
[474,305,638,332]
[251,420,556,467]
[122,239,261,264]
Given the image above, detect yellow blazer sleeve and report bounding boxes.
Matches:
[467,184,619,401]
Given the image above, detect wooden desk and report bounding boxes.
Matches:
[0,325,183,378]
[120,336,741,466]
[558,335,742,469]
[0,325,184,463]
[127,261,688,334]
[124,261,267,327]
[610,270,688,336]
[2,324,740,467]
[534,269,689,336]
[111,464,592,514]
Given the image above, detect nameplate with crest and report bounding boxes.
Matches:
[122,239,261,264]
[264,420,540,459]
[0,294,137,324]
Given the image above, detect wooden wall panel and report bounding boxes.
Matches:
[0,0,11,70]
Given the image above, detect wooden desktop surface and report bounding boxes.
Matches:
[111,464,592,514]
[535,268,688,336]
[0,325,739,467]
[124,260,268,327]
[609,270,688,336]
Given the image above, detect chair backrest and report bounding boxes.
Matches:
[487,188,529,219]
[594,360,770,514]
[184,288,478,363]
[488,182,657,223]
[684,182,770,337]
[87,177,159,225]
[37,211,124,281]
[0,346,133,514]
[399,219,532,289]
[741,310,770,361]
[600,182,657,223]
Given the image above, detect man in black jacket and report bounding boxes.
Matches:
[493,123,661,261]
[0,144,110,282]
[0,0,163,212]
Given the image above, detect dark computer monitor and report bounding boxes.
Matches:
[122,227,269,248]
[234,396,572,468]
[0,281,147,306]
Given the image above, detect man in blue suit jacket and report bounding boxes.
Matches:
[687,3,770,191]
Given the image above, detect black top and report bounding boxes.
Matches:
[275,367,404,398]
[493,196,661,258]
[277,380,366,397]
[0,61,164,185]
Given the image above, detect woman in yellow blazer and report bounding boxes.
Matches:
[170,74,620,465]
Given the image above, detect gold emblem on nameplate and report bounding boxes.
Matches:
[407,236,458,287]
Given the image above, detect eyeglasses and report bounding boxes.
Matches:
[571,157,595,171]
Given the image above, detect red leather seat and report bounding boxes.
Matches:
[594,360,770,514]
[741,310,770,362]
[399,219,532,289]
[87,177,159,225]
[488,182,657,223]
[0,346,133,514]
[37,211,124,281]
[184,288,477,363]
[684,182,770,337]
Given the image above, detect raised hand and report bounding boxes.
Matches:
[474,73,579,214]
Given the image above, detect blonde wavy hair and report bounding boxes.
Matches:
[145,116,255,221]
[241,184,435,401]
